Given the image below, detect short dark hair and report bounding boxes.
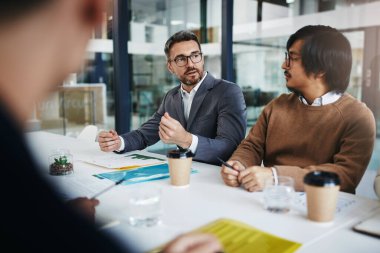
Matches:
[287,25,352,93]
[164,30,201,59]
[0,0,53,23]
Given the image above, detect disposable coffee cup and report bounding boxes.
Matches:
[304,171,340,222]
[167,149,194,187]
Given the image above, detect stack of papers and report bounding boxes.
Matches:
[80,152,166,169]
[150,218,301,253]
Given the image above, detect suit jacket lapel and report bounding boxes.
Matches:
[172,88,187,127]
[186,74,215,130]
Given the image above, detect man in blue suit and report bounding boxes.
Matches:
[99,30,247,165]
[0,0,223,252]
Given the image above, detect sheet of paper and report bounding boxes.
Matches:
[52,175,114,199]
[94,163,197,185]
[292,192,358,215]
[79,152,166,169]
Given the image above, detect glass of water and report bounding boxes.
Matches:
[263,176,295,213]
[126,185,162,227]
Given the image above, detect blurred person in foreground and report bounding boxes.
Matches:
[98,30,247,165]
[221,25,375,194]
[0,0,222,252]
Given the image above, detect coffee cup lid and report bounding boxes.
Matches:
[167,149,194,158]
[304,171,340,187]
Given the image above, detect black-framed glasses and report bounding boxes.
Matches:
[171,52,203,67]
[284,52,300,68]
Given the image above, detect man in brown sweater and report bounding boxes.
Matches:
[221,25,376,194]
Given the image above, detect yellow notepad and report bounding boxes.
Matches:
[150,218,302,253]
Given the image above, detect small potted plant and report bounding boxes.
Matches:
[49,149,73,175]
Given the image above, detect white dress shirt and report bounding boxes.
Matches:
[299,90,342,106]
[179,72,207,154]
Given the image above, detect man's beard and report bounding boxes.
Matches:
[182,77,201,86]
[181,68,203,86]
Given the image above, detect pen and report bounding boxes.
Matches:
[216,156,237,171]
[90,177,125,199]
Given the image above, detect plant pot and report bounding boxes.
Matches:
[49,149,74,176]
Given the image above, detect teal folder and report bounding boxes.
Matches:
[93,163,197,185]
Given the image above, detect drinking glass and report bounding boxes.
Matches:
[125,186,162,227]
[263,176,295,213]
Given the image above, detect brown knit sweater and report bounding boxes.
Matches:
[230,93,376,193]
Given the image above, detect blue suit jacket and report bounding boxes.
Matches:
[120,73,247,165]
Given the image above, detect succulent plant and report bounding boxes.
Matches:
[54,156,69,166]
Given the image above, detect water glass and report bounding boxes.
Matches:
[125,186,162,227]
[263,176,295,213]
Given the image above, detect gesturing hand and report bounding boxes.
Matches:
[159,112,192,149]
[98,129,121,152]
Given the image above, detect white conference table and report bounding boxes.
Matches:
[26,131,380,253]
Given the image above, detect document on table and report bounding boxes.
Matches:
[79,152,166,169]
[51,175,114,200]
[150,218,301,253]
[353,211,380,238]
[94,163,198,185]
[293,192,358,215]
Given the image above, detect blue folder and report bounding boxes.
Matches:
[93,163,197,185]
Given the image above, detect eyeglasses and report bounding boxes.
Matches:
[284,52,300,68]
[285,52,291,68]
[170,52,203,67]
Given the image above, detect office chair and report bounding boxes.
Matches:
[77,125,98,142]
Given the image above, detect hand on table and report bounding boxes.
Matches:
[220,160,245,187]
[238,166,272,192]
[66,197,99,223]
[159,112,192,149]
[98,129,121,152]
[163,233,223,253]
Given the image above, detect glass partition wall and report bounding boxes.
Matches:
[28,0,115,137]
[30,0,380,175]
[128,0,222,153]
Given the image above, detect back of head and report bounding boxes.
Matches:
[0,0,53,24]
[287,25,352,93]
[164,30,201,58]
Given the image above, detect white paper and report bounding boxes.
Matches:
[78,151,166,169]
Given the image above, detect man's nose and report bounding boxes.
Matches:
[281,61,288,70]
[186,57,195,67]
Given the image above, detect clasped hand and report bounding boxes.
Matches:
[220,161,272,192]
[98,129,121,152]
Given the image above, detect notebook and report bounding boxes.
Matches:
[353,211,380,238]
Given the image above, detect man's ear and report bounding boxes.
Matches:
[83,0,106,26]
[167,61,174,74]
[315,71,325,80]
